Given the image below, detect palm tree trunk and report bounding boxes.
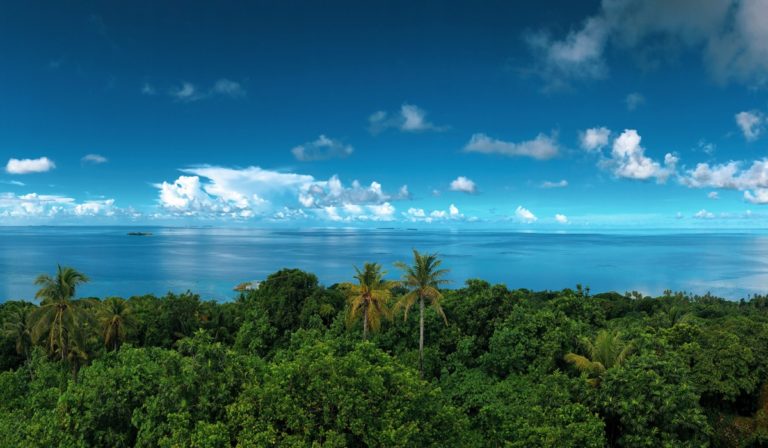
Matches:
[419,295,424,378]
[362,301,369,340]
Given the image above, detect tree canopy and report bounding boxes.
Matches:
[1,264,768,446]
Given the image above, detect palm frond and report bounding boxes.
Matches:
[564,353,597,373]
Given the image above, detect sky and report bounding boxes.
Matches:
[2,0,768,229]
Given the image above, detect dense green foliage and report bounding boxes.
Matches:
[2,264,768,447]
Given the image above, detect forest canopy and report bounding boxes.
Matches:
[2,257,768,447]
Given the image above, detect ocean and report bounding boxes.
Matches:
[1,226,767,301]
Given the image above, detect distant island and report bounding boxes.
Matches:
[126,231,153,236]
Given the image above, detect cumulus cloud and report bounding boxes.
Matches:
[555,213,568,224]
[402,203,470,223]
[291,135,353,161]
[541,179,568,188]
[579,127,611,151]
[73,199,116,216]
[681,159,768,190]
[6,157,56,174]
[155,166,409,220]
[707,191,719,200]
[515,206,537,222]
[297,175,409,209]
[694,209,715,219]
[735,110,764,141]
[744,189,768,204]
[156,167,312,218]
[81,154,108,164]
[625,92,645,110]
[0,193,121,220]
[679,159,768,202]
[608,130,676,181]
[464,133,559,160]
[368,104,446,133]
[526,0,768,89]
[449,176,477,194]
[585,129,677,182]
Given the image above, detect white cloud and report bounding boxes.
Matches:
[291,135,353,161]
[171,82,201,102]
[526,0,768,88]
[314,202,397,223]
[625,92,645,110]
[679,159,768,203]
[541,179,568,188]
[515,206,537,222]
[271,207,309,221]
[610,130,675,180]
[6,157,56,174]
[1,180,25,186]
[81,154,108,164]
[167,79,246,102]
[580,127,611,151]
[526,16,609,90]
[402,203,471,223]
[155,166,409,220]
[555,213,568,223]
[297,175,409,209]
[369,104,446,133]
[745,189,768,204]
[449,176,477,194]
[697,139,716,155]
[594,129,677,182]
[0,192,120,220]
[156,167,311,218]
[212,79,246,98]
[406,207,426,218]
[367,202,395,220]
[735,110,764,141]
[707,191,719,200]
[73,199,116,216]
[694,209,715,219]
[464,133,559,160]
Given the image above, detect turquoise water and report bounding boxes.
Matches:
[2,226,768,301]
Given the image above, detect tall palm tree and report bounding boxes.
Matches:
[394,250,450,377]
[28,265,91,361]
[2,305,33,358]
[97,297,135,350]
[564,329,634,386]
[343,263,395,340]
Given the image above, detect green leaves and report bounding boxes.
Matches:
[6,264,768,447]
[229,339,469,447]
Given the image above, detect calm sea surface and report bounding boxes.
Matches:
[2,226,768,301]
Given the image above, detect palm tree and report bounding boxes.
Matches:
[343,263,395,340]
[28,265,91,361]
[394,250,450,377]
[97,297,135,350]
[564,329,634,386]
[2,305,33,358]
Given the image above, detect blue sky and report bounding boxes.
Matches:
[2,0,768,228]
